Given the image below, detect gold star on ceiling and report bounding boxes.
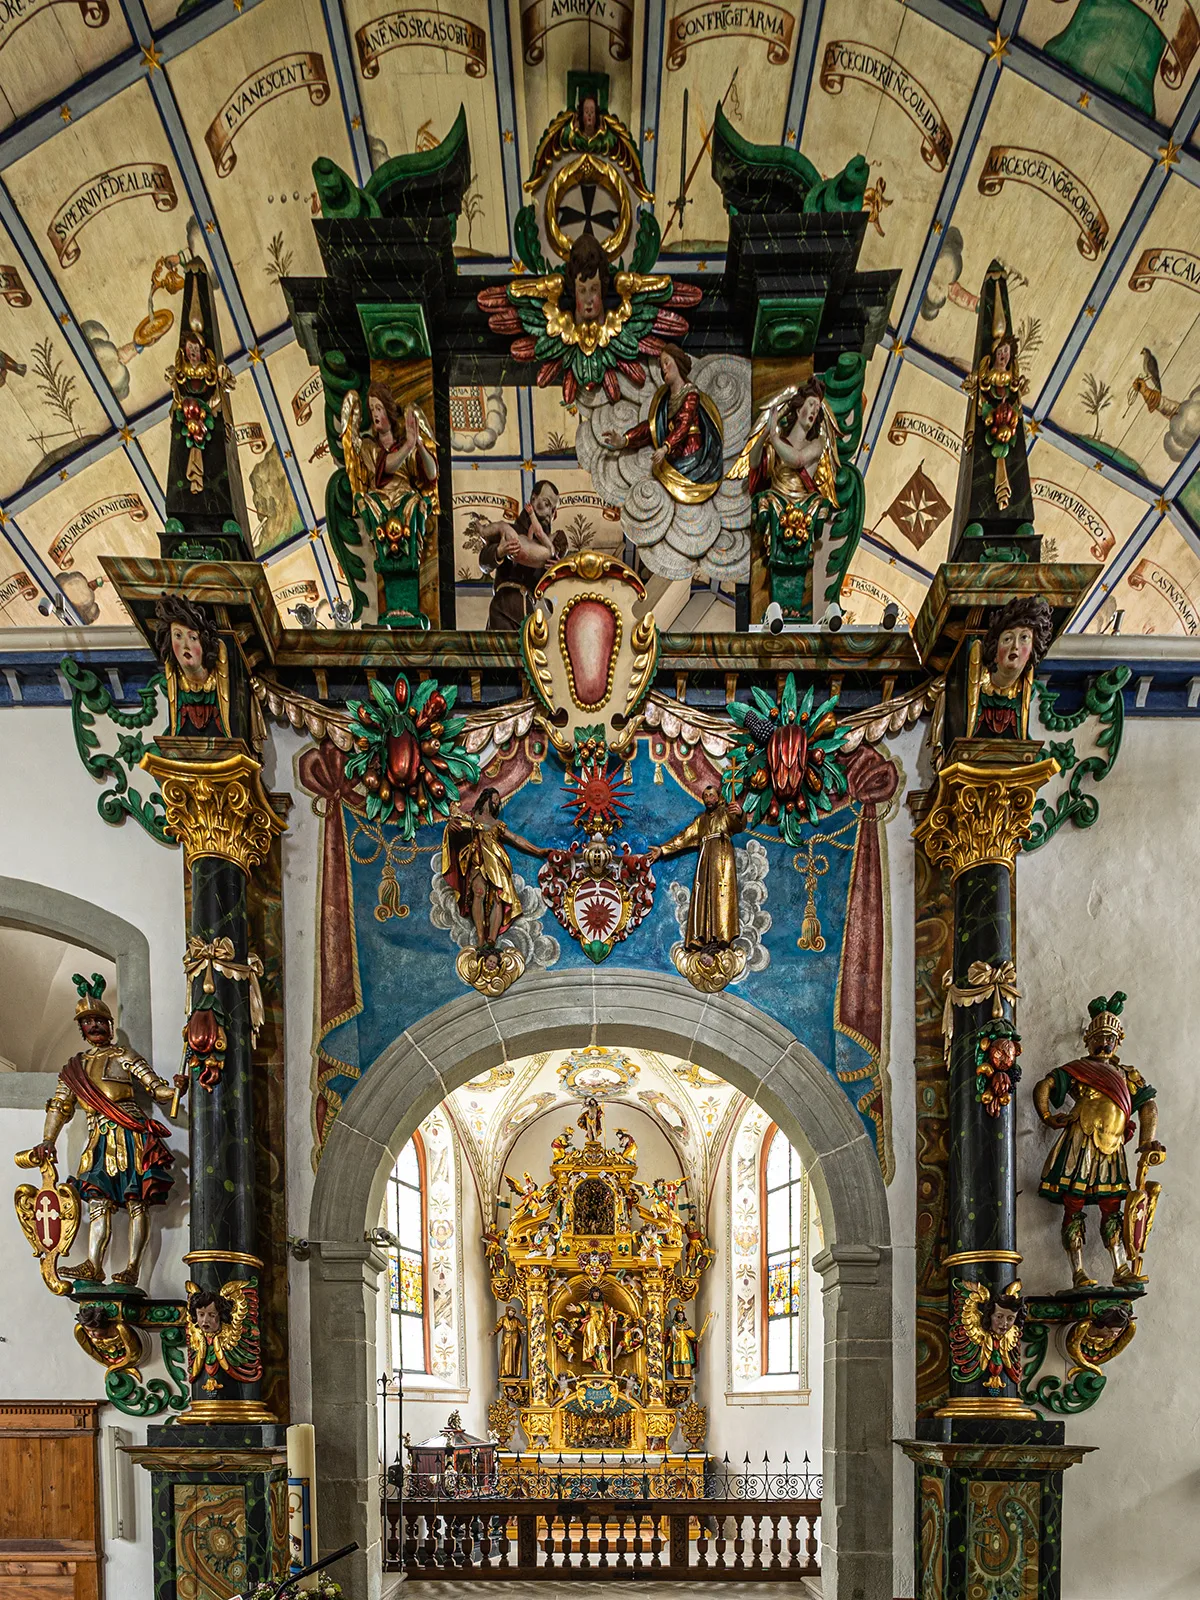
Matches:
[58,312,70,326]
[1157,139,1181,170]
[59,468,69,481]
[247,346,263,365]
[522,459,534,471]
[118,425,135,443]
[59,105,71,123]
[351,115,361,130]
[1026,417,1041,437]
[0,509,9,525]
[644,128,655,142]
[503,129,514,143]
[1078,92,1090,108]
[1155,496,1170,513]
[890,336,905,357]
[205,219,217,233]
[141,43,162,72]
[987,28,1010,66]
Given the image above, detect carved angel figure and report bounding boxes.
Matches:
[949,1278,1025,1392]
[732,379,840,568]
[339,384,438,567]
[185,1279,262,1393]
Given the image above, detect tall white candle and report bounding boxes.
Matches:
[286,1423,319,1591]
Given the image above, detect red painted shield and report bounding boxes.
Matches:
[33,1187,63,1253]
[563,599,619,709]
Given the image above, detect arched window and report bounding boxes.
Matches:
[388,1133,430,1374]
[762,1125,806,1376]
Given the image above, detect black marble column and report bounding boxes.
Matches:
[183,852,271,1420]
[942,858,1025,1416]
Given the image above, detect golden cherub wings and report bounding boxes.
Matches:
[184,1276,261,1382]
[957,1280,992,1355]
[339,389,369,501]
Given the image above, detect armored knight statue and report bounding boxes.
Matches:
[1034,992,1164,1289]
[26,974,187,1286]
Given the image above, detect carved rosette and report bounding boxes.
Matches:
[913,758,1059,879]
[140,751,288,874]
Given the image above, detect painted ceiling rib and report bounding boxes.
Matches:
[0,0,269,172]
[858,32,1006,468]
[1031,161,1168,422]
[516,388,535,506]
[140,59,320,531]
[1074,502,1164,630]
[782,0,825,148]
[1034,67,1200,425]
[318,0,374,187]
[488,0,524,254]
[639,2,666,193]
[0,514,82,624]
[859,530,937,588]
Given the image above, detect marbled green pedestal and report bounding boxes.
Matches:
[902,1421,1093,1600]
[128,1425,289,1600]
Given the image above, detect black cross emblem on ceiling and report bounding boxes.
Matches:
[557,183,620,240]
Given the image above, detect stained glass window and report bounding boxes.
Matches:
[763,1127,805,1376]
[388,1135,427,1374]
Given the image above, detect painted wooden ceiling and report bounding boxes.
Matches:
[1,0,1199,637]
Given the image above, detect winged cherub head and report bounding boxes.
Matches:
[566,234,611,325]
[778,377,827,443]
[189,1288,234,1340]
[985,1286,1026,1339]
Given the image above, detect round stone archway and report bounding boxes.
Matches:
[307,967,893,1600]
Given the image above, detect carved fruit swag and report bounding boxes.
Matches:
[723,674,848,845]
[344,673,480,839]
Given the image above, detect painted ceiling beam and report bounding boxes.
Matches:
[135,45,321,537]
[783,0,825,147]
[0,0,271,171]
[639,2,666,193]
[317,0,373,187]
[0,510,83,624]
[1033,72,1200,423]
[488,0,523,256]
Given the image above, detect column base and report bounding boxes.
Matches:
[901,1417,1094,1600]
[933,1395,1038,1420]
[127,1425,289,1600]
[176,1398,278,1426]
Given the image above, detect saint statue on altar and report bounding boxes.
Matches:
[577,1095,604,1146]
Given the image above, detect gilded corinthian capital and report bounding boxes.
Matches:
[913,758,1059,878]
[140,750,287,874]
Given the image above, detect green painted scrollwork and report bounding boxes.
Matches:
[820,352,868,604]
[104,1325,190,1417]
[1018,1322,1107,1414]
[61,656,174,846]
[1023,666,1131,851]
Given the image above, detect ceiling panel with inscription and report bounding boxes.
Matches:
[0,0,1198,637]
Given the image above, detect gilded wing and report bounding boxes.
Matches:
[949,1278,989,1382]
[729,387,802,480]
[184,1279,207,1379]
[213,1277,262,1383]
[523,109,577,193]
[339,389,368,501]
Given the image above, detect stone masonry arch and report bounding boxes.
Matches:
[308,967,893,1600]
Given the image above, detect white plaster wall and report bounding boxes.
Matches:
[886,725,920,1600]
[0,706,188,1600]
[1015,718,1200,1600]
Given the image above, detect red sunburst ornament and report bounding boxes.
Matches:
[563,760,631,835]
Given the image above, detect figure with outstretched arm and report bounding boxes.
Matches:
[440,787,548,952]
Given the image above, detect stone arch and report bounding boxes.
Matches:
[0,874,153,1106]
[308,967,893,1600]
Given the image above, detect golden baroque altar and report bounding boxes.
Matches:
[485,1098,714,1476]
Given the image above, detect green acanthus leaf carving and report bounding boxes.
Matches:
[1023,666,1131,851]
[61,657,174,846]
